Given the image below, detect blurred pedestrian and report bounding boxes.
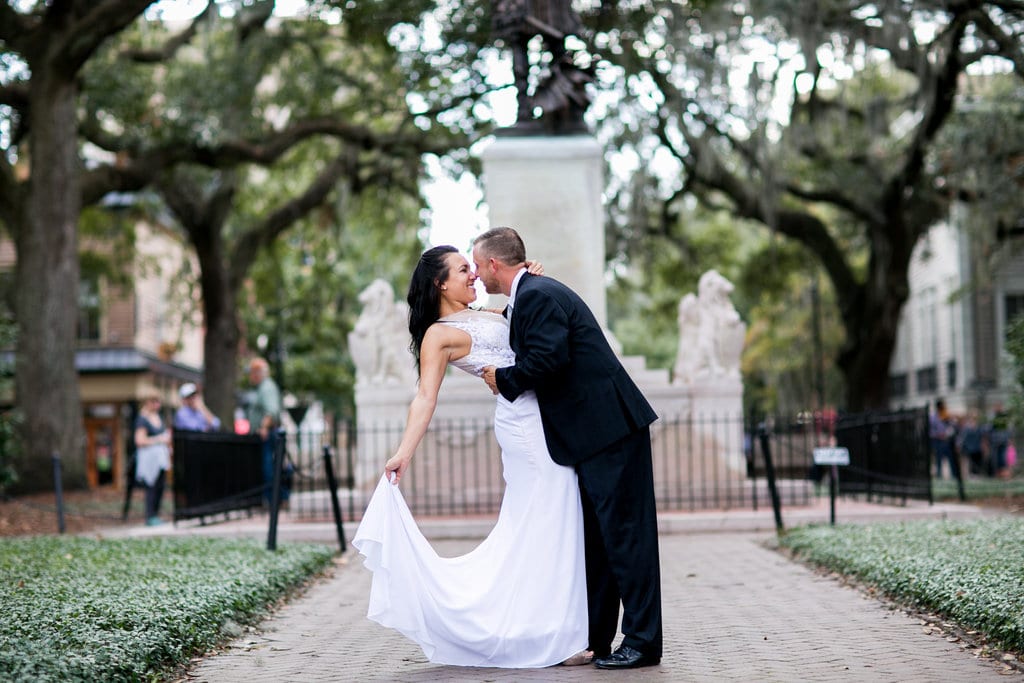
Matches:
[134,389,171,526]
[986,406,1014,479]
[930,399,964,499]
[246,358,287,505]
[956,411,986,476]
[173,383,221,432]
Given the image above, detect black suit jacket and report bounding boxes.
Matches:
[495,273,657,466]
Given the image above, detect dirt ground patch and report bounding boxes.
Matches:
[0,486,149,538]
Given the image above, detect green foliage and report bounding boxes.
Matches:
[0,407,20,496]
[0,536,334,682]
[608,208,759,370]
[932,478,1024,503]
[73,6,470,418]
[781,519,1024,653]
[243,185,423,416]
[935,76,1024,277]
[606,201,844,413]
[740,242,845,414]
[591,0,1024,409]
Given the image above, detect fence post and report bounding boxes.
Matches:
[829,464,838,526]
[344,419,356,521]
[52,452,65,534]
[122,452,136,521]
[322,446,347,552]
[267,428,286,552]
[757,424,784,534]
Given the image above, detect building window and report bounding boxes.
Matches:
[890,373,908,398]
[946,359,956,388]
[78,275,101,342]
[916,287,938,369]
[916,365,937,393]
[1007,294,1024,331]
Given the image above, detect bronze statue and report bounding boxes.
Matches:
[492,0,593,134]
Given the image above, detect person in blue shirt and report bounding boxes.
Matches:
[173,383,221,432]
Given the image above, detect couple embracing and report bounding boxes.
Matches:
[353,227,663,670]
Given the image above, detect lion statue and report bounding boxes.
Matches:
[673,270,746,384]
[348,279,416,386]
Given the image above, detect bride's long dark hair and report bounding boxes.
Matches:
[407,245,458,364]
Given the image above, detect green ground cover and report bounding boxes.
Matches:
[932,476,1024,502]
[0,536,334,682]
[781,518,1024,654]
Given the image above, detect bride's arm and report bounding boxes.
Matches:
[479,260,544,314]
[384,327,455,483]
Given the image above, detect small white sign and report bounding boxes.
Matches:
[813,447,850,466]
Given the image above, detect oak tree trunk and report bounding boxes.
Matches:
[13,72,86,490]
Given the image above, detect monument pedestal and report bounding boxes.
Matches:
[481,135,608,329]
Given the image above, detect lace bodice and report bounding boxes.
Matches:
[439,309,515,377]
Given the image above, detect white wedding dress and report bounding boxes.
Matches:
[352,309,588,668]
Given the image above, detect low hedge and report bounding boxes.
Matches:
[781,518,1024,654]
[0,536,334,682]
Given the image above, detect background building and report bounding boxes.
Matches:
[0,219,205,489]
[889,208,1024,416]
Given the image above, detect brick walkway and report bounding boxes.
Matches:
[173,504,1022,682]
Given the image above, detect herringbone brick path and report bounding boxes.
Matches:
[184,531,1022,682]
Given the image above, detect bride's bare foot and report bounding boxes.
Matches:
[560,650,594,666]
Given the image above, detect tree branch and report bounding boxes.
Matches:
[80,115,459,205]
[190,118,459,167]
[119,2,214,63]
[230,151,358,281]
[971,7,1024,77]
[884,12,968,218]
[236,0,274,43]
[783,182,884,226]
[679,122,862,315]
[44,0,154,73]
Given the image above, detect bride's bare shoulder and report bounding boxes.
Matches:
[424,319,471,345]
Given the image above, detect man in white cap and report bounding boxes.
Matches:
[173,383,221,432]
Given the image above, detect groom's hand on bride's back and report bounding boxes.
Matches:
[482,366,499,395]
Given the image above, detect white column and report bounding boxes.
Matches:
[481,135,608,328]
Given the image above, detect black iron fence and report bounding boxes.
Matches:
[282,413,820,521]
[172,430,264,522]
[170,407,932,523]
[834,406,932,504]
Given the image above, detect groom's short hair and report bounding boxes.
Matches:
[475,226,526,265]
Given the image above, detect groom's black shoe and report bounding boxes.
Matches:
[593,645,660,670]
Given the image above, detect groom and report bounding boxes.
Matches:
[475,227,663,670]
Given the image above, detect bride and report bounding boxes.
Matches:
[352,245,591,668]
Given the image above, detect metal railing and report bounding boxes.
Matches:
[834,406,932,504]
[171,430,264,521]
[282,413,824,521]
[159,407,931,524]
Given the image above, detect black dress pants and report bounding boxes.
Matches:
[577,427,663,658]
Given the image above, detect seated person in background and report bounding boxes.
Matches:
[173,383,221,432]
